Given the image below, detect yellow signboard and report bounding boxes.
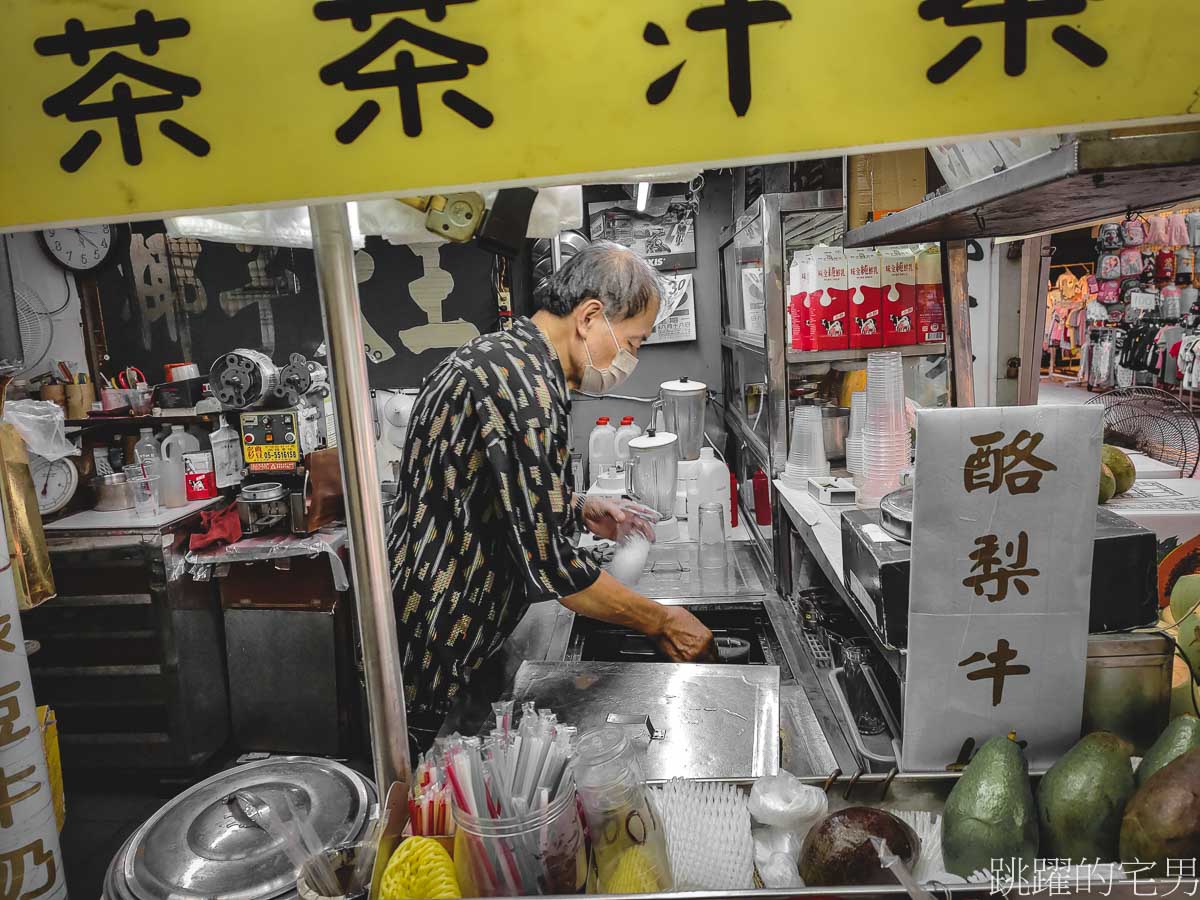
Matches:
[243,443,300,466]
[1,0,1197,231]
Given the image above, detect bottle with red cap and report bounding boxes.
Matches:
[588,416,617,485]
[613,416,642,474]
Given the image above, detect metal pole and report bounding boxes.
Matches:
[309,203,409,797]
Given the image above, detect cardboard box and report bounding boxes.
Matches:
[848,150,928,230]
[841,507,1159,649]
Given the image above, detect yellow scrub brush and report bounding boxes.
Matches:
[379,837,461,900]
[605,845,669,894]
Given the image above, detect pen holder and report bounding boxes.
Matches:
[99,387,128,412]
[65,383,95,420]
[39,383,66,412]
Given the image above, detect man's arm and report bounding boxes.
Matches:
[559,570,716,662]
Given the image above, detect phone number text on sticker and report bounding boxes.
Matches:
[244,444,299,464]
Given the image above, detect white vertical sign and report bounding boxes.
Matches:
[902,405,1101,772]
[0,505,66,899]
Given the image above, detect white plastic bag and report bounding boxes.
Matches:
[748,771,829,831]
[166,204,366,250]
[2,400,78,460]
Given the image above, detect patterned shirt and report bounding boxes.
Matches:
[388,317,600,718]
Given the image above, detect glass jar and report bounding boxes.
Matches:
[843,642,887,736]
[452,787,586,896]
[575,727,673,893]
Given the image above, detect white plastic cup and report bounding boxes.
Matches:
[782,406,830,487]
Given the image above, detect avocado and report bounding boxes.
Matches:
[1137,716,1200,787]
[1099,464,1117,504]
[1120,747,1200,876]
[1102,445,1136,495]
[941,734,1038,878]
[1037,732,1135,862]
[799,807,919,887]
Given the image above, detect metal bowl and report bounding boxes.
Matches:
[93,473,135,511]
[821,406,850,461]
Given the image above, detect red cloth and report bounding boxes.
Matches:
[189,501,242,550]
[1171,341,1183,360]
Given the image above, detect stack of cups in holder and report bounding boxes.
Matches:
[857,351,910,508]
[781,406,830,489]
[845,391,866,479]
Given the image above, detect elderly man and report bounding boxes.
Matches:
[389,241,715,748]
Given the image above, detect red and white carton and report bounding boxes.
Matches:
[880,247,918,347]
[810,247,850,351]
[183,451,217,500]
[787,250,812,351]
[915,245,947,345]
[846,248,884,349]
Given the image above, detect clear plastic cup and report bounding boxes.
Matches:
[848,391,867,440]
[697,502,727,570]
[123,463,159,518]
[865,351,907,434]
[782,406,829,487]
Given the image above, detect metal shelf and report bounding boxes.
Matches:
[722,328,767,351]
[786,342,946,365]
[844,132,1200,247]
[724,409,771,471]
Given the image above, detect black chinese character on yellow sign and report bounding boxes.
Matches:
[959,638,1031,706]
[314,0,493,142]
[963,531,1038,603]
[645,0,791,116]
[964,429,1057,495]
[34,11,208,172]
[920,0,1108,84]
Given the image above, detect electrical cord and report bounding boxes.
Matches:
[41,269,73,316]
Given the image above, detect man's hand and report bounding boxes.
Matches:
[581,496,655,542]
[654,606,717,663]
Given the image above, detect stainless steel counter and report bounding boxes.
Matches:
[440,540,858,779]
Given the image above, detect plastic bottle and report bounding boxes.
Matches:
[613,416,641,471]
[160,425,200,508]
[696,446,731,516]
[209,415,244,489]
[752,468,772,526]
[588,417,617,486]
[133,428,159,465]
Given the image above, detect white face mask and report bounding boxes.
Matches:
[580,314,638,393]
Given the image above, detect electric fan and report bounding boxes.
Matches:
[1087,387,1200,478]
[15,281,54,378]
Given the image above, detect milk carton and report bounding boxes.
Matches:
[787,250,812,351]
[915,245,947,345]
[880,247,918,347]
[846,248,884,350]
[810,247,850,351]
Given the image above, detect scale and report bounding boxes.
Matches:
[28,454,79,516]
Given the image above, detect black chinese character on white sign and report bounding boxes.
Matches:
[645,0,791,116]
[315,0,493,142]
[919,0,1108,84]
[34,10,208,172]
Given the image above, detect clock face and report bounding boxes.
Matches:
[39,225,115,272]
[28,455,79,516]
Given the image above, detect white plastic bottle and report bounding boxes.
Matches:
[696,447,732,523]
[133,428,159,465]
[209,415,244,489]
[160,425,200,508]
[613,416,641,472]
[588,417,617,486]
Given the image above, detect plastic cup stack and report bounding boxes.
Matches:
[845,391,866,478]
[781,406,829,488]
[858,351,910,509]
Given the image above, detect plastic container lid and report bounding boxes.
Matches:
[621,416,635,425]
[660,377,706,394]
[699,447,714,460]
[596,417,610,425]
[628,430,678,450]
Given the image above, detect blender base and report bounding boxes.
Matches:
[653,516,680,542]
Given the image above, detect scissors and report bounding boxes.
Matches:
[117,367,147,389]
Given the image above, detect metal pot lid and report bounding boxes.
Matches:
[628,430,678,450]
[879,487,914,543]
[124,757,372,900]
[660,377,707,394]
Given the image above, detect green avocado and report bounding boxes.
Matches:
[941,735,1038,878]
[1098,464,1117,504]
[1037,732,1135,862]
[1137,715,1200,787]
[1120,747,1200,876]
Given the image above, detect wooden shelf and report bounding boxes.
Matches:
[786,342,946,365]
[66,413,216,428]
